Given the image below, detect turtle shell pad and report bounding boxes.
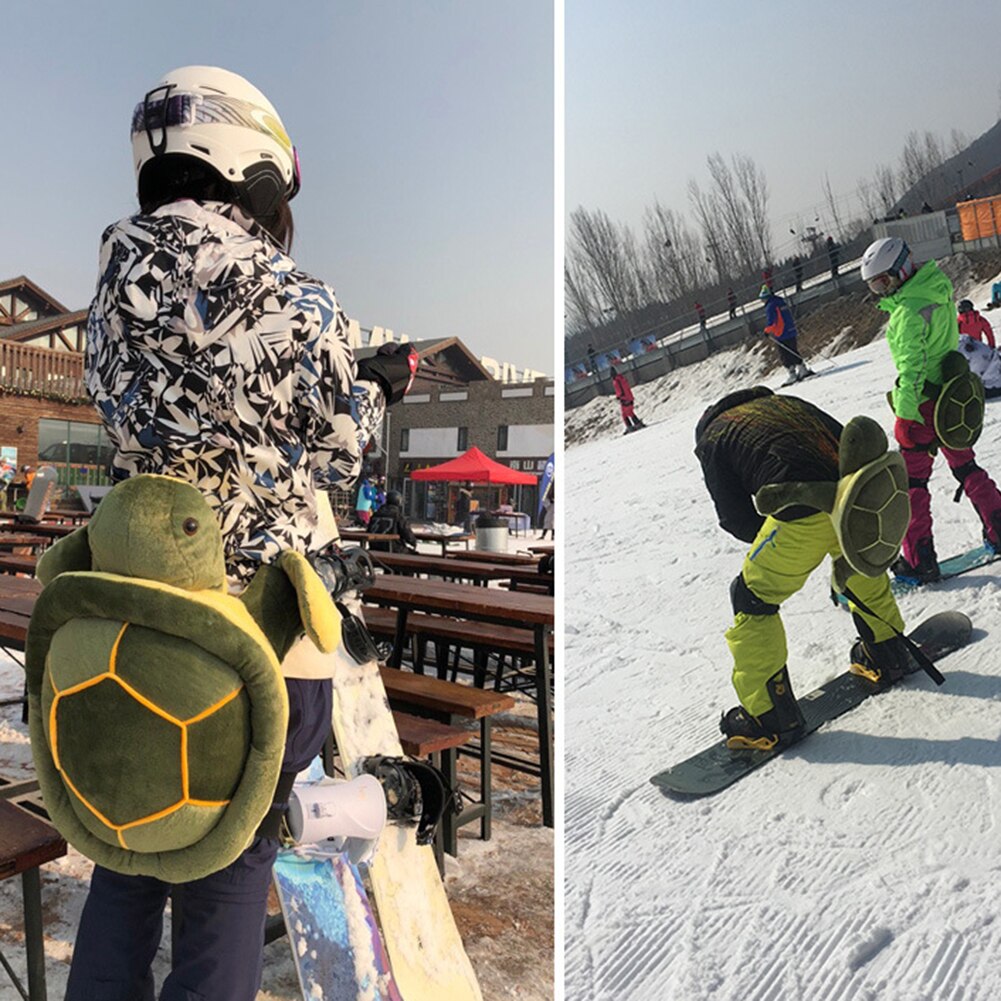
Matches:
[42,618,250,852]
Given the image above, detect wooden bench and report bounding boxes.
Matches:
[363,605,553,694]
[0,798,67,1000]
[379,667,516,852]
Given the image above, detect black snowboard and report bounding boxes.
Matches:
[650,611,972,799]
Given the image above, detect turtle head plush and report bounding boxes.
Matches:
[754,416,909,589]
[90,474,225,590]
[36,475,225,592]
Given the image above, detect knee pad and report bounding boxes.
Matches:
[730,573,779,617]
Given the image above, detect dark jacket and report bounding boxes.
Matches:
[367,502,418,552]
[694,387,842,542]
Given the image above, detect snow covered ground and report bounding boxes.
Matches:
[564,271,1001,1000]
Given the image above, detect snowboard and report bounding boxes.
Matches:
[649,611,972,799]
[326,643,482,1000]
[273,847,402,1001]
[835,544,1000,609]
[16,465,58,523]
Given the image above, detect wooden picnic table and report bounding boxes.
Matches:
[0,536,48,553]
[373,551,553,593]
[0,555,37,577]
[445,549,540,567]
[0,522,77,540]
[340,527,475,557]
[363,574,555,827]
[0,574,39,652]
[527,543,554,554]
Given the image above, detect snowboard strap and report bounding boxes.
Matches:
[840,586,945,685]
[361,756,462,846]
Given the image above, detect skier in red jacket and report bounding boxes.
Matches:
[610,366,646,432]
[958,299,996,348]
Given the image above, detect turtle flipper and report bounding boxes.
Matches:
[36,527,93,584]
[241,554,340,660]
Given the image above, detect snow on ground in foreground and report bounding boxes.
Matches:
[565,274,1001,1001]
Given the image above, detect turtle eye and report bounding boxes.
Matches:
[182,518,199,536]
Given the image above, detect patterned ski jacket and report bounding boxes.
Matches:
[86,199,385,587]
[878,261,957,423]
[762,295,798,343]
[694,387,842,543]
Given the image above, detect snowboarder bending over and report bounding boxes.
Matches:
[861,237,1001,583]
[695,388,911,751]
[610,366,646,431]
[759,286,812,384]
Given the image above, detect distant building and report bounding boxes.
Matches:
[353,338,554,523]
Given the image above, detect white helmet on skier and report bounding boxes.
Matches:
[860,237,915,297]
[131,65,300,220]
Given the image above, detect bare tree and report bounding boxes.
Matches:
[856,178,880,225]
[821,172,847,242]
[687,179,729,283]
[705,152,758,276]
[873,163,898,215]
[950,128,970,156]
[564,259,601,337]
[733,153,773,265]
[565,206,644,330]
[642,201,707,302]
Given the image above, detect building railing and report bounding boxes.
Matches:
[0,341,87,402]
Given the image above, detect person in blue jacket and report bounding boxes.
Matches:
[760,285,813,384]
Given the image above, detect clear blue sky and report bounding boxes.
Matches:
[567,0,1001,263]
[2,0,555,374]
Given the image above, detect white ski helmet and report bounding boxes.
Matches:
[860,237,915,295]
[131,66,300,219]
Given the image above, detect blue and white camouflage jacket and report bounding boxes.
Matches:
[86,198,385,586]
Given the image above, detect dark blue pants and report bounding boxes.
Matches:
[65,678,332,1001]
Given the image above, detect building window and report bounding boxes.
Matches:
[457,427,468,451]
[497,425,509,451]
[400,428,410,452]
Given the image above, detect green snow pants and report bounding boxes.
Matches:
[726,513,905,717]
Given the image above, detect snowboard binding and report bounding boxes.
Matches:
[360,755,462,846]
[309,547,381,663]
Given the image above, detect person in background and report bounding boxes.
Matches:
[540,478,555,540]
[610,365,646,432]
[367,490,418,553]
[860,236,1001,582]
[694,302,707,332]
[455,481,473,531]
[587,343,598,374]
[957,333,1001,399]
[761,266,774,292]
[727,287,737,319]
[759,286,812,384]
[957,299,995,347]
[826,236,840,279]
[355,477,377,526]
[73,64,419,1000]
[792,256,804,292]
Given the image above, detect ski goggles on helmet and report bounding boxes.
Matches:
[865,272,898,297]
[132,85,301,199]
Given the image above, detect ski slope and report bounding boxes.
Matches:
[564,272,1001,1001]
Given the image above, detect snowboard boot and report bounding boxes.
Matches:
[720,667,806,752]
[795,363,814,380]
[849,634,912,691]
[891,538,940,584]
[983,510,1001,555]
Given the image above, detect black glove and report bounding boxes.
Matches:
[357,343,419,406]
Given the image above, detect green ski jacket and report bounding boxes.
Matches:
[879,260,958,422]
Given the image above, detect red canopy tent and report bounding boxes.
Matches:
[410,446,537,484]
